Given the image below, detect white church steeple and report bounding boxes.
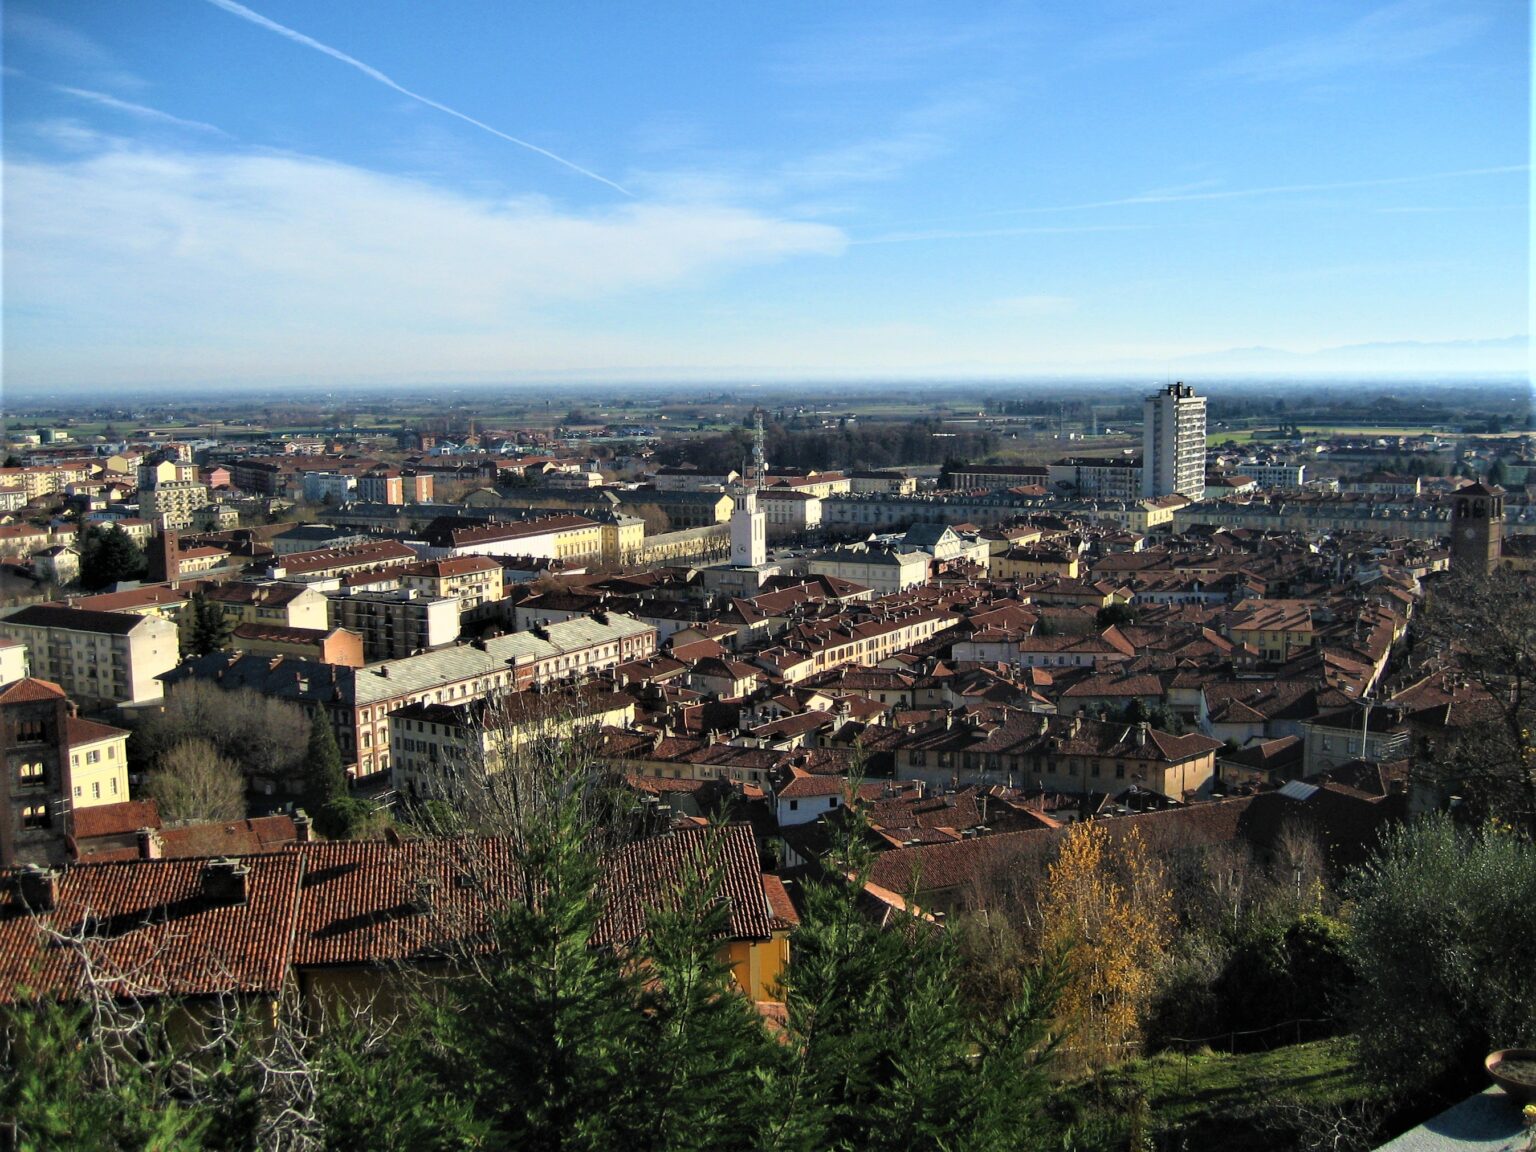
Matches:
[730,408,767,567]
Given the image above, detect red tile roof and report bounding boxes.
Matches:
[869,798,1256,895]
[0,855,302,999]
[292,823,775,968]
[70,799,161,841]
[65,716,129,747]
[158,816,300,859]
[761,874,799,930]
[3,825,782,1000]
[0,677,67,704]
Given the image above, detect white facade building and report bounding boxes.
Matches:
[1142,382,1207,499]
[730,488,767,566]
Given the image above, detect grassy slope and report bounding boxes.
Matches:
[1045,1038,1388,1151]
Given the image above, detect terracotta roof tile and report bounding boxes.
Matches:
[70,800,161,841]
[292,823,774,968]
[0,855,302,1000]
[0,678,67,704]
[761,874,799,930]
[869,798,1256,895]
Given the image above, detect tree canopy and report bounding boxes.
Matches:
[144,738,246,824]
[79,524,146,591]
[1347,815,1536,1096]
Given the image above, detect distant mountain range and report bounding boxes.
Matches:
[1151,335,1528,377]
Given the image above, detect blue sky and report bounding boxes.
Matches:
[3,0,1528,389]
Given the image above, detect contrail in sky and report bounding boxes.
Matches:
[203,0,632,196]
[982,164,1529,216]
[55,84,230,135]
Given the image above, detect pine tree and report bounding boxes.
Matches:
[79,524,147,591]
[445,793,649,1151]
[0,997,208,1151]
[767,801,1061,1152]
[633,824,779,1152]
[187,592,235,656]
[302,712,355,838]
[312,1005,487,1151]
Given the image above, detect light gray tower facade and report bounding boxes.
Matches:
[1141,382,1207,499]
[729,409,768,567]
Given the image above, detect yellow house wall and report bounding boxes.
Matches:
[992,554,1080,581]
[297,964,435,1022]
[723,934,789,1004]
[68,736,130,807]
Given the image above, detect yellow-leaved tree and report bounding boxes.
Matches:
[1041,821,1172,1069]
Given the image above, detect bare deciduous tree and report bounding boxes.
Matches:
[145,738,247,824]
[402,686,635,854]
[1417,566,1536,832]
[136,682,308,793]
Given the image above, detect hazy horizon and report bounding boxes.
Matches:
[3,1,1529,391]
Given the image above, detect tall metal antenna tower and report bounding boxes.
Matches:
[752,407,766,492]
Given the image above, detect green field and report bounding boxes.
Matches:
[1295,424,1442,437]
[1210,423,1447,446]
[1046,1038,1392,1152]
[1208,430,1262,446]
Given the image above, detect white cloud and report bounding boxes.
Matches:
[5,141,845,386]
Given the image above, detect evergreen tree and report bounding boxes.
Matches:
[0,997,208,1151]
[634,825,780,1152]
[1348,816,1536,1095]
[186,591,235,656]
[1096,602,1136,628]
[445,792,649,1150]
[767,803,1060,1152]
[302,712,357,838]
[79,524,147,590]
[312,1005,487,1151]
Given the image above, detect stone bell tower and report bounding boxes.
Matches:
[1449,481,1503,575]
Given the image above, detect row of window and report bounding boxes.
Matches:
[12,720,49,743]
[396,738,440,758]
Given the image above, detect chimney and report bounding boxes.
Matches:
[136,827,163,860]
[292,809,313,844]
[202,858,248,904]
[16,865,59,912]
[411,877,439,914]
[1135,721,1149,747]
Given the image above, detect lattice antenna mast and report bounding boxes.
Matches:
[752,407,766,492]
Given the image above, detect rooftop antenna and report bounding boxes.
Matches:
[752,407,766,492]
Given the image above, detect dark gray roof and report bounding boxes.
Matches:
[903,523,958,547]
[2,605,149,636]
